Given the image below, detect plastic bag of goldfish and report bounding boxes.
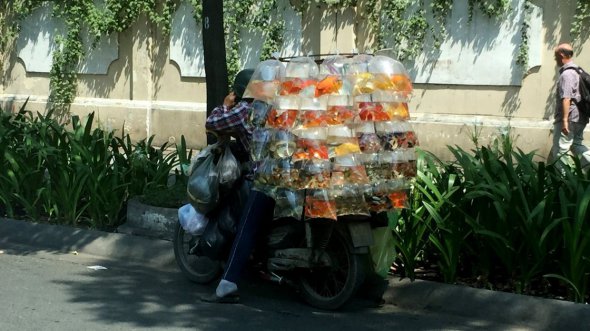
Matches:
[244,54,417,221]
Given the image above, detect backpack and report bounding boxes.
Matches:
[561,66,590,117]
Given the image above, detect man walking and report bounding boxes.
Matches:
[549,42,590,171]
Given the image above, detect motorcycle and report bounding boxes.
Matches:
[173,213,376,310]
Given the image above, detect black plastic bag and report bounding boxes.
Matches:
[197,218,230,260]
[187,147,220,214]
[217,179,250,236]
[195,179,251,260]
[214,204,237,237]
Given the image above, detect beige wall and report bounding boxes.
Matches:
[1,1,588,161]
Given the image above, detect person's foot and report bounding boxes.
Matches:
[200,291,240,304]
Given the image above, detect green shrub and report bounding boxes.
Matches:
[393,128,590,303]
[0,102,187,230]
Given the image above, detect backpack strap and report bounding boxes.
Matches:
[560,66,584,75]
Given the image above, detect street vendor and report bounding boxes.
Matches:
[201,69,276,304]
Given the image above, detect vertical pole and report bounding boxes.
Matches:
[202,0,229,144]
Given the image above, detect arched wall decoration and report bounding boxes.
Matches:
[401,0,542,86]
[169,0,302,78]
[16,3,118,75]
[169,1,206,78]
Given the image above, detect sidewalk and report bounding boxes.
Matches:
[1,217,589,330]
[0,217,175,268]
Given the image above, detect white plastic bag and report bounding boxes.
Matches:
[178,203,209,235]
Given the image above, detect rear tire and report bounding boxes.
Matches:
[298,229,366,310]
[173,222,222,284]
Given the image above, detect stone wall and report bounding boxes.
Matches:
[1,0,588,161]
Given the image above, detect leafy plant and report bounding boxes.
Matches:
[2,104,56,220]
[388,149,435,281]
[115,134,179,198]
[0,103,187,230]
[544,159,590,303]
[416,149,468,283]
[444,130,564,292]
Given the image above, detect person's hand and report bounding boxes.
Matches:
[562,121,570,135]
[223,92,236,109]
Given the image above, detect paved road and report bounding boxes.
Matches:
[0,243,532,331]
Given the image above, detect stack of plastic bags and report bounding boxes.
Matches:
[243,54,418,221]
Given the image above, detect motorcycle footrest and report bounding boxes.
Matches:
[267,248,331,271]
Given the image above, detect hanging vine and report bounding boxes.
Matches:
[293,0,358,13]
[1,1,46,79]
[250,0,284,61]
[223,0,284,84]
[224,0,253,82]
[0,3,16,77]
[188,0,203,23]
[3,0,579,112]
[468,0,510,20]
[430,0,453,47]
[1,0,177,119]
[516,0,531,68]
[572,0,590,42]
[377,0,429,61]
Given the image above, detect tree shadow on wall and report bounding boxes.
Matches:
[154,7,207,103]
[77,33,128,102]
[301,4,354,56]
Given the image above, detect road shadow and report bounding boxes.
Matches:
[0,217,109,255]
[46,256,522,331]
[1,217,537,330]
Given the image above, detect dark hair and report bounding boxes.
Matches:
[557,48,574,58]
[233,69,254,99]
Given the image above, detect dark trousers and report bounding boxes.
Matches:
[222,188,275,283]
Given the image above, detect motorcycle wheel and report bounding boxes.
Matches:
[173,222,222,284]
[298,229,366,310]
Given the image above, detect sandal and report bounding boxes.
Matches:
[200,292,240,304]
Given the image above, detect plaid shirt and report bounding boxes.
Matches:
[205,101,253,152]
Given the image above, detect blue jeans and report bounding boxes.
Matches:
[222,186,275,283]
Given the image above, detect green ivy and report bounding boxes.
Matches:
[0,5,15,75]
[572,0,590,42]
[364,0,381,50]
[377,0,430,61]
[249,0,284,61]
[0,1,46,77]
[223,0,252,81]
[468,0,510,20]
[223,0,284,83]
[49,1,86,119]
[516,0,531,68]
[431,0,453,46]
[188,0,203,22]
[2,0,178,119]
[293,0,358,13]
[2,0,580,112]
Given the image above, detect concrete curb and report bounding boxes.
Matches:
[2,217,590,330]
[0,218,175,268]
[384,277,590,331]
[121,197,177,241]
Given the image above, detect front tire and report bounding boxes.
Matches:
[173,222,222,284]
[298,229,366,310]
